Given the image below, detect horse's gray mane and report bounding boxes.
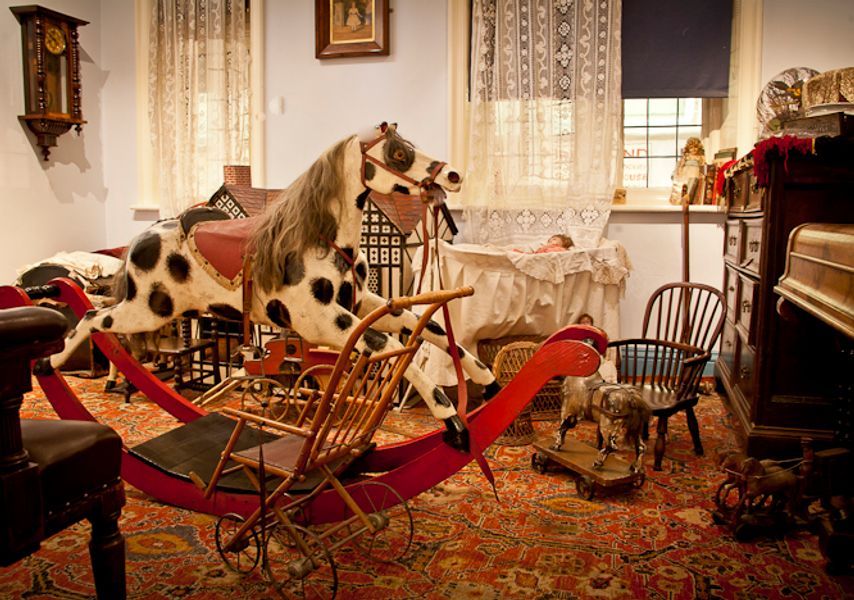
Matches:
[250,135,355,292]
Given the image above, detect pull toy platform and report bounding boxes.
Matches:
[531,435,645,500]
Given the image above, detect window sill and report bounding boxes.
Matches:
[610,203,723,213]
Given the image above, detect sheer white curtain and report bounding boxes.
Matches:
[463,0,622,248]
[148,0,251,217]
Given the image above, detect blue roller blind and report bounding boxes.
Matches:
[622,0,733,98]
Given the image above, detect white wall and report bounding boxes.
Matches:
[0,0,108,282]
[262,1,449,189]
[761,0,854,83]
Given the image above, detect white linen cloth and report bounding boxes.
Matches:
[413,239,632,386]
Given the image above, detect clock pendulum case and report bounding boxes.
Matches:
[10,5,89,161]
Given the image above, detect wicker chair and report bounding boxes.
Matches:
[490,341,539,445]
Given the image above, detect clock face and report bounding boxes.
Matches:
[45,25,66,55]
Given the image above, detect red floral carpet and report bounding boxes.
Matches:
[2,375,852,599]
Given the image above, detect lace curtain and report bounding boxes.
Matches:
[148,0,251,217]
[462,0,622,248]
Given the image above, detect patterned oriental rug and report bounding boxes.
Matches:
[2,375,852,600]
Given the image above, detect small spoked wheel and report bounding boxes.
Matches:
[349,481,414,563]
[575,476,595,500]
[531,452,549,474]
[264,523,337,599]
[215,513,261,574]
[241,377,292,421]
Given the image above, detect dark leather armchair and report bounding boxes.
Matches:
[0,306,126,599]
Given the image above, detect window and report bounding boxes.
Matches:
[623,98,703,189]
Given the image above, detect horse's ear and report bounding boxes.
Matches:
[387,122,398,133]
[379,121,388,133]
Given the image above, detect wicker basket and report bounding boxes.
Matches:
[490,341,536,445]
[478,336,563,421]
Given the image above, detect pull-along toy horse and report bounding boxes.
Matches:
[35,122,500,452]
[555,375,651,474]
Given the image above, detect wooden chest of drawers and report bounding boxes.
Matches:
[716,138,854,457]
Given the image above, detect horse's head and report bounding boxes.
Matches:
[359,122,463,206]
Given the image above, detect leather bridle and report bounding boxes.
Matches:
[360,132,447,205]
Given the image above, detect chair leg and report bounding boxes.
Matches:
[88,510,126,600]
[685,407,704,456]
[653,417,667,471]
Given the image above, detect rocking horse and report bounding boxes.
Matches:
[34,122,500,452]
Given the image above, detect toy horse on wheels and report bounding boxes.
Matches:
[35,122,500,452]
[532,366,650,500]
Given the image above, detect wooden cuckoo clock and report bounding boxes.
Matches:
[10,5,88,161]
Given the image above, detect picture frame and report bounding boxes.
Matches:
[315,0,389,59]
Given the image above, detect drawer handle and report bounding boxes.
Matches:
[728,236,737,247]
[748,240,760,252]
[742,300,751,313]
[739,367,751,379]
[728,286,735,292]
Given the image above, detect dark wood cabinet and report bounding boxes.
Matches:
[716,137,854,457]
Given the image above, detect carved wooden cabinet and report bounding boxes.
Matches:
[716,137,854,457]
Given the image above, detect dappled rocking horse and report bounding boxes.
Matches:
[35,122,500,452]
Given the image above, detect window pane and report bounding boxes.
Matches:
[623,157,647,188]
[623,127,647,158]
[678,98,702,124]
[648,126,677,157]
[623,99,647,126]
[648,98,678,125]
[649,157,677,188]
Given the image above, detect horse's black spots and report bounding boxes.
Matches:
[446,344,466,358]
[266,300,291,328]
[335,313,353,331]
[475,358,487,370]
[355,262,367,284]
[283,253,305,286]
[363,328,387,352]
[167,252,191,283]
[433,387,453,408]
[129,231,162,272]
[390,307,404,317]
[400,326,413,336]
[83,310,97,320]
[148,287,174,318]
[355,189,371,210]
[311,278,335,305]
[126,275,137,301]
[364,162,376,181]
[483,380,502,400]
[102,315,113,329]
[426,320,446,336]
[208,303,242,322]
[182,310,201,318]
[336,281,353,309]
[392,184,409,195]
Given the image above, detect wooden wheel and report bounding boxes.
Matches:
[240,377,292,421]
[349,481,413,563]
[215,513,261,574]
[264,524,337,599]
[575,476,595,500]
[531,452,550,474]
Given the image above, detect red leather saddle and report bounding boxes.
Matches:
[189,216,258,284]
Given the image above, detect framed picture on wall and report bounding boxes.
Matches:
[315,0,389,59]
